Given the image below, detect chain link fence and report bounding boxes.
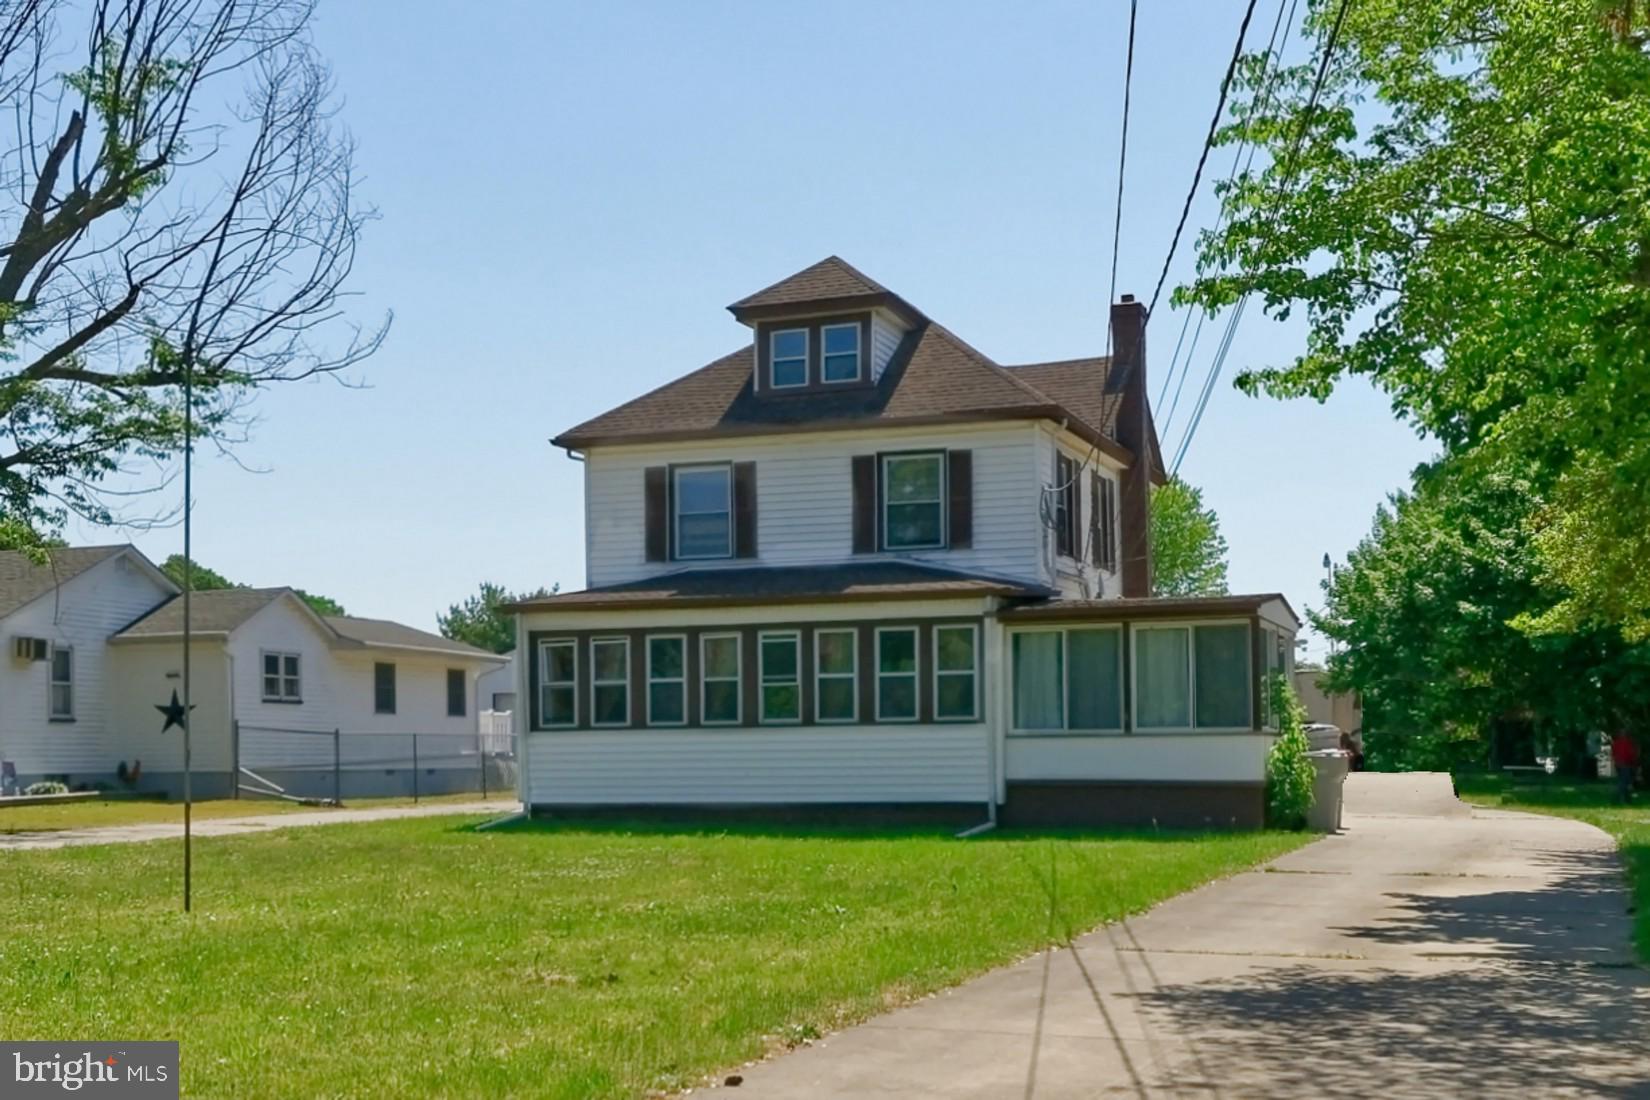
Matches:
[234,720,517,803]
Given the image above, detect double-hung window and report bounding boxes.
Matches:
[538,639,577,727]
[933,625,979,721]
[882,453,945,550]
[1134,623,1252,732]
[262,650,301,703]
[1010,628,1122,731]
[758,631,801,723]
[770,328,808,388]
[1054,453,1078,558]
[876,627,919,721]
[821,323,860,383]
[647,635,687,725]
[701,633,741,724]
[48,645,73,720]
[814,628,858,722]
[590,637,630,726]
[674,465,732,560]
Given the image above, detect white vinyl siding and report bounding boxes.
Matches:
[870,313,905,381]
[526,726,990,804]
[584,422,1047,589]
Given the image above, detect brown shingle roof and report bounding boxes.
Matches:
[999,592,1301,629]
[1003,357,1168,483]
[0,545,138,621]
[554,323,1134,467]
[727,255,909,317]
[113,587,289,638]
[504,562,1051,613]
[324,615,502,660]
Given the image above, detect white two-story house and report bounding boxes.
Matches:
[509,258,1298,827]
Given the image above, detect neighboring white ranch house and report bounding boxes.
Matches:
[508,258,1299,828]
[0,545,504,798]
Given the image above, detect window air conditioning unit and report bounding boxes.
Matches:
[12,636,48,662]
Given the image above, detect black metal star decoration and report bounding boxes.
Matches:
[155,688,194,733]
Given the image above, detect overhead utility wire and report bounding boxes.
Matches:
[1144,0,1262,322]
[1172,0,1354,473]
[1157,0,1298,430]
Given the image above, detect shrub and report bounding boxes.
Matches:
[1265,676,1316,829]
[23,780,68,796]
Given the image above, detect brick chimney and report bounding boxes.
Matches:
[1110,295,1152,597]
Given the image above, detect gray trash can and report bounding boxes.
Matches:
[1305,749,1350,832]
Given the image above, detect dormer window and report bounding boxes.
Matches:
[822,323,861,383]
[770,329,808,389]
[674,464,733,559]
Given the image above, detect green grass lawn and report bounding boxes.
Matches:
[1454,772,1649,962]
[0,817,1309,1098]
[0,791,515,833]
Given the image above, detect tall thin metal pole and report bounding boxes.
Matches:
[182,356,193,912]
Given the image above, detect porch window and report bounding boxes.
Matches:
[815,628,857,723]
[1196,624,1252,729]
[933,624,978,720]
[591,637,630,726]
[1010,628,1122,732]
[48,645,73,720]
[701,633,741,724]
[759,631,801,723]
[1135,627,1191,729]
[538,639,577,727]
[1135,623,1253,731]
[674,465,733,560]
[875,627,918,721]
[882,454,944,550]
[770,328,808,388]
[822,323,861,383]
[647,635,687,726]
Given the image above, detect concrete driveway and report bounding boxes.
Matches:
[719,774,1650,1098]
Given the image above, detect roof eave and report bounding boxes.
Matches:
[727,292,926,328]
[504,584,1037,615]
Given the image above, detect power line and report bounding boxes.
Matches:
[1145,0,1262,321]
[1172,0,1354,474]
[1156,0,1297,422]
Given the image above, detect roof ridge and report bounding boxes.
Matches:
[728,255,890,310]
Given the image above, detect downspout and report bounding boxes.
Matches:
[956,602,1002,839]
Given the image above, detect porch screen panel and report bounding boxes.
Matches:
[1067,629,1122,730]
[1194,624,1251,729]
[1012,632,1063,730]
[1135,627,1191,729]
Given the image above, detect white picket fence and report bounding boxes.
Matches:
[479,709,515,755]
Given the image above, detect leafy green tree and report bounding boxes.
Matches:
[1265,676,1316,829]
[160,554,346,617]
[1149,476,1230,596]
[0,1,384,546]
[439,582,559,655]
[1183,0,1650,639]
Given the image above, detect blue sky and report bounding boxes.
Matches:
[75,0,1433,657]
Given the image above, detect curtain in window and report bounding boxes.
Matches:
[1195,624,1251,729]
[1067,629,1122,730]
[1012,633,1063,730]
[1136,627,1191,729]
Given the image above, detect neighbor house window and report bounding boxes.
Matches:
[262,650,301,703]
[48,645,73,720]
[759,631,801,723]
[1054,453,1078,558]
[538,639,576,727]
[933,625,979,720]
[374,661,397,714]
[590,637,630,726]
[1134,623,1252,731]
[821,322,861,383]
[770,328,808,388]
[1010,628,1122,732]
[647,634,687,726]
[882,453,945,550]
[876,627,919,721]
[674,464,732,560]
[814,628,858,723]
[447,669,466,717]
[701,633,741,724]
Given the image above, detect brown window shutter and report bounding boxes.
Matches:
[1090,470,1102,566]
[947,449,973,549]
[733,461,758,558]
[851,455,877,553]
[644,466,669,562]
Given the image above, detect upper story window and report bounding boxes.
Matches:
[882,453,945,550]
[674,464,732,559]
[821,323,861,383]
[770,329,808,389]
